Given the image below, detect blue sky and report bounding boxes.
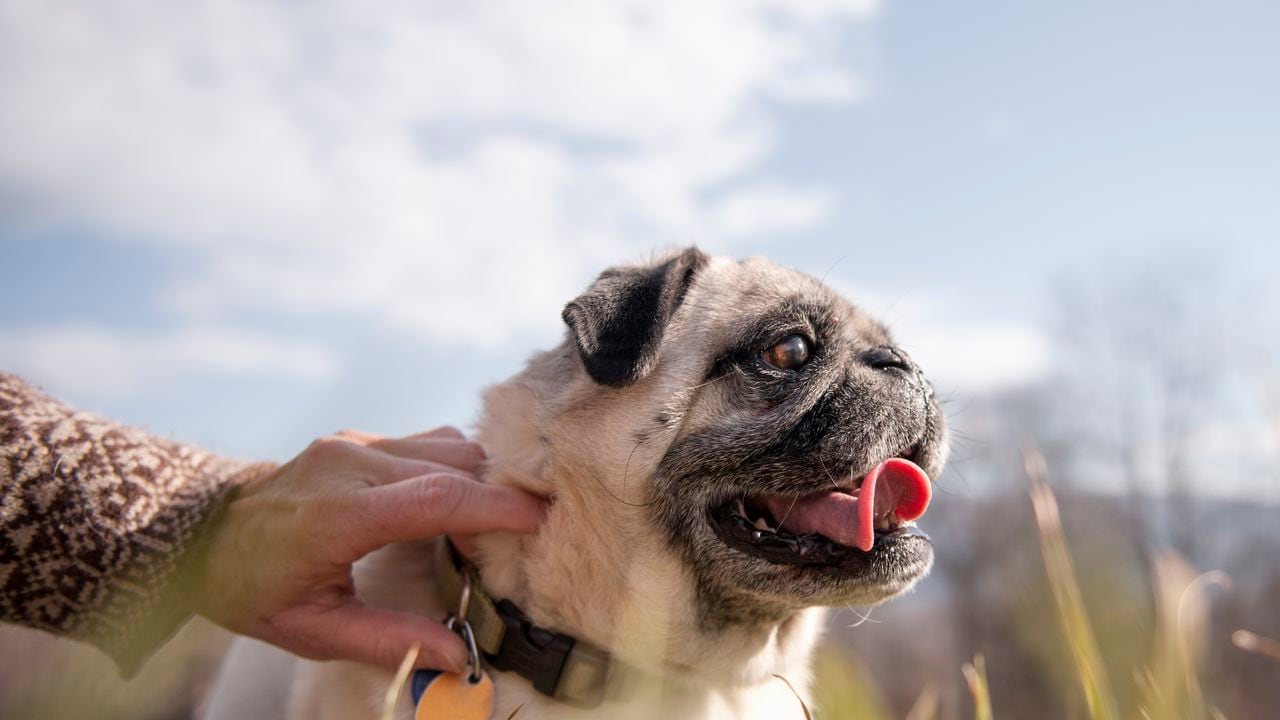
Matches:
[2,1,1277,496]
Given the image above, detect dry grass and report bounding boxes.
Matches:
[379,644,419,720]
[961,654,992,720]
[903,685,939,720]
[814,446,1241,720]
[1025,445,1235,720]
[1025,447,1123,720]
[1232,630,1280,662]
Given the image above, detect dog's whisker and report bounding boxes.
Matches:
[820,461,842,492]
[844,605,880,628]
[776,494,801,527]
[685,369,736,393]
[621,438,644,505]
[586,468,656,508]
[818,255,848,285]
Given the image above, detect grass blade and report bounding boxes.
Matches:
[1233,630,1280,662]
[961,654,993,720]
[380,644,420,720]
[1025,446,1122,720]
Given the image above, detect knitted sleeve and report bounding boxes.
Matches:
[0,373,274,675]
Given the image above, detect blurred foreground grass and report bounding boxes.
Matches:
[0,619,230,719]
[814,448,1271,720]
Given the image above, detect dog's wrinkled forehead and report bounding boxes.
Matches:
[686,256,893,355]
[560,248,898,390]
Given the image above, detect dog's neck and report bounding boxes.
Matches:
[469,353,822,692]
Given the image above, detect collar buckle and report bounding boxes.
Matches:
[488,598,576,697]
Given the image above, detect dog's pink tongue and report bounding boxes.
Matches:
[763,458,932,552]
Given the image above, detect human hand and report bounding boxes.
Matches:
[190,427,545,672]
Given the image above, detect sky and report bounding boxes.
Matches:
[2,1,1278,495]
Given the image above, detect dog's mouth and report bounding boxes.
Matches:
[709,457,932,566]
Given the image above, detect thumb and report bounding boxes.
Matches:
[273,602,470,672]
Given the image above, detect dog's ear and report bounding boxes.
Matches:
[562,247,709,387]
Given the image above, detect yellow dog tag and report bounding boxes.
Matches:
[411,669,494,720]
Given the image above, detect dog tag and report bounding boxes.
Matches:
[411,668,494,720]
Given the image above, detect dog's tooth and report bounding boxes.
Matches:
[736,499,748,516]
[753,517,770,532]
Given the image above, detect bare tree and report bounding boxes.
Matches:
[1046,252,1250,562]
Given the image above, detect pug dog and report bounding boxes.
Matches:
[212,249,947,720]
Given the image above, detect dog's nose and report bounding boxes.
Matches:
[860,345,913,375]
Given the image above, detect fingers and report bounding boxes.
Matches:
[315,428,484,482]
[333,426,467,444]
[367,437,486,474]
[406,426,467,441]
[274,602,469,672]
[307,438,484,487]
[341,474,547,560]
[340,443,470,487]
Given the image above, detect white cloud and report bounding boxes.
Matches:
[0,0,878,350]
[0,326,338,398]
[897,325,1050,394]
[709,183,832,239]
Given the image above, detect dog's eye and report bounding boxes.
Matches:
[761,335,810,371]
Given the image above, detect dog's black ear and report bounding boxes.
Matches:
[562,248,709,387]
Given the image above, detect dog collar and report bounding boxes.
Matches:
[433,540,615,708]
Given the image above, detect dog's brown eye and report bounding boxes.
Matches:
[761,335,810,371]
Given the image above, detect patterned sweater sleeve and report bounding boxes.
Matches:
[0,373,275,675]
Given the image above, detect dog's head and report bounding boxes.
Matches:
[476,248,947,683]
[551,248,947,625]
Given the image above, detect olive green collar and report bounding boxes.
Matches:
[435,541,617,708]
